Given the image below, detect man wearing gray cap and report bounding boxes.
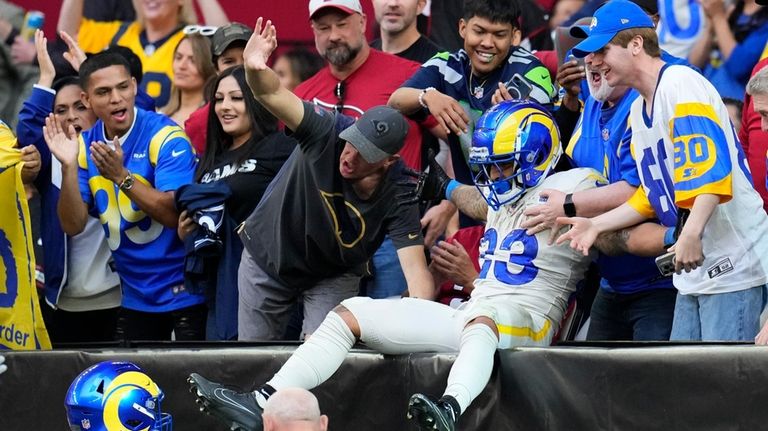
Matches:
[228,18,432,343]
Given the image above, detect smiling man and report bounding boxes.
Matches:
[388,0,555,228]
[44,51,205,341]
[555,0,768,342]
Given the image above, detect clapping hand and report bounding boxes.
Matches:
[60,30,87,72]
[43,114,79,166]
[34,29,55,87]
[20,145,41,184]
[90,137,127,184]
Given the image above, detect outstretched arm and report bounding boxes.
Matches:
[243,18,304,131]
[556,202,647,255]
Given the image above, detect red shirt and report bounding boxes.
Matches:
[739,57,768,213]
[293,49,423,169]
[185,102,210,156]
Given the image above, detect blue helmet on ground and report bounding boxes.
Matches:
[65,361,172,431]
[469,99,561,210]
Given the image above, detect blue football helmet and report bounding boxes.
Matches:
[65,361,172,431]
[469,100,561,210]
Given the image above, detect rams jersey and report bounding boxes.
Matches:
[77,19,184,107]
[77,108,201,312]
[473,168,607,322]
[627,65,768,294]
[656,0,706,58]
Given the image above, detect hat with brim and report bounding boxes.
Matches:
[211,23,253,56]
[338,106,409,164]
[570,0,655,58]
[309,0,363,19]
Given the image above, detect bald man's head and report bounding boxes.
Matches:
[263,388,329,431]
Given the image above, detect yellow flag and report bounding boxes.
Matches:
[0,122,51,350]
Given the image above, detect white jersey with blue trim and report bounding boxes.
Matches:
[628,65,768,295]
[657,0,706,59]
[472,168,607,322]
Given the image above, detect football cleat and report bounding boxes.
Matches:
[188,373,263,431]
[407,393,458,431]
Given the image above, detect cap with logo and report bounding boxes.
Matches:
[309,0,363,19]
[338,106,409,163]
[569,0,655,58]
[211,22,254,57]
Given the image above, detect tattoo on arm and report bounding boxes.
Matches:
[595,228,630,256]
[450,185,488,222]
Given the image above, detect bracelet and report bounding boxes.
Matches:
[445,179,461,200]
[418,87,435,109]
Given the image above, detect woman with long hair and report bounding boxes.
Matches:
[162,33,216,126]
[58,0,227,107]
[177,65,297,340]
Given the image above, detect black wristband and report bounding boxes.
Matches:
[563,193,577,217]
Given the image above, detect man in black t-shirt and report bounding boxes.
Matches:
[236,18,434,341]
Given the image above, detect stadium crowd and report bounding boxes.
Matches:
[2,0,768,427]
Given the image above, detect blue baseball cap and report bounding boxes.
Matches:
[569,0,654,58]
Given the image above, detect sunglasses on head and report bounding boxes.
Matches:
[182,25,218,36]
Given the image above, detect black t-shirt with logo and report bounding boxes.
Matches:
[240,102,424,287]
[199,132,296,224]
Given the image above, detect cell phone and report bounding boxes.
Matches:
[504,73,533,100]
[655,252,676,277]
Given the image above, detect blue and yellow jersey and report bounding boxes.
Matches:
[77,19,184,107]
[628,65,768,294]
[0,120,15,147]
[77,108,201,312]
[566,90,639,186]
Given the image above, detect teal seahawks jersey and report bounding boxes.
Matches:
[77,108,203,312]
[402,47,555,187]
[567,89,673,293]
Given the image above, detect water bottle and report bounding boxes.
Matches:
[20,11,45,41]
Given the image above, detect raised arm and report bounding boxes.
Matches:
[57,0,85,39]
[243,18,304,131]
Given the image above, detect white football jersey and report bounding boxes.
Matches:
[657,0,706,59]
[627,65,768,295]
[472,168,607,322]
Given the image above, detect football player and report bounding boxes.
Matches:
[187,95,607,430]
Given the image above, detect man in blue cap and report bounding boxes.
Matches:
[555,0,768,342]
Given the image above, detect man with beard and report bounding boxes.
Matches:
[294,0,444,300]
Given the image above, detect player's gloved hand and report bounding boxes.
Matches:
[397,149,452,205]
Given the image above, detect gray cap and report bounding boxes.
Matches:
[339,106,409,163]
[211,22,253,56]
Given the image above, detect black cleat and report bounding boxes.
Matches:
[188,373,263,431]
[406,393,457,431]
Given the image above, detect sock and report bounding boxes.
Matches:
[443,323,498,415]
[264,312,356,397]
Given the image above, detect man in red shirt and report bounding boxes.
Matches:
[739,57,768,213]
[299,0,445,300]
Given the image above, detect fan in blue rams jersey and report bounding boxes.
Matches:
[389,0,557,231]
[187,100,606,431]
[43,51,206,342]
[65,361,171,431]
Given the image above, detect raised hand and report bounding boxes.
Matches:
[59,30,87,72]
[35,29,55,87]
[43,114,79,167]
[243,17,277,73]
[556,57,585,112]
[90,136,127,184]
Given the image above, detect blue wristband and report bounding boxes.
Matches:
[445,180,461,200]
[663,226,676,248]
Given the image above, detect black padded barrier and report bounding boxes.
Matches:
[1,343,767,430]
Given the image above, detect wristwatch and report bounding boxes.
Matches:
[118,171,134,191]
[563,193,577,217]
